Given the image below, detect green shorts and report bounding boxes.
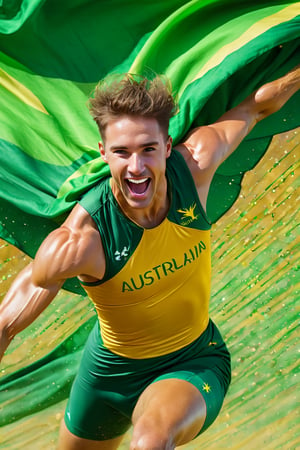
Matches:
[64,319,231,440]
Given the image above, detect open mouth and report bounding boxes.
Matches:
[126,177,150,195]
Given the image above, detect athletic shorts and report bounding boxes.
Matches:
[64,319,231,440]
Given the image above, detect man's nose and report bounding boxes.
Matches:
[128,153,144,174]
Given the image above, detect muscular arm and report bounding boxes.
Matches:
[0,263,64,359]
[0,204,105,360]
[176,65,300,209]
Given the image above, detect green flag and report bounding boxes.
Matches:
[1,1,299,276]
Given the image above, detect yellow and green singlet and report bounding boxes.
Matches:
[79,150,212,359]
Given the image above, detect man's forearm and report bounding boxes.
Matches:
[253,64,300,121]
[0,327,10,360]
[0,264,61,359]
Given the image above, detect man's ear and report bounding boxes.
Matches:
[99,142,107,161]
[166,135,173,158]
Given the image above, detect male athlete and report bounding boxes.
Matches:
[0,66,299,449]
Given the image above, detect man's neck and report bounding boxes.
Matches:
[111,179,170,229]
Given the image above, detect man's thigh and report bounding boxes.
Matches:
[151,320,231,434]
[131,377,207,448]
[154,367,226,434]
[58,419,126,450]
[64,374,131,441]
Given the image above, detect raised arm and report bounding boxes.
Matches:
[0,204,105,360]
[176,65,300,209]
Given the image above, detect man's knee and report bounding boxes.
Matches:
[130,416,174,450]
[130,433,172,450]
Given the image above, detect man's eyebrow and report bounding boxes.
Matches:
[110,141,159,150]
[142,141,159,147]
[110,145,128,150]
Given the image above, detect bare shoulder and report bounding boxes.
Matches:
[175,109,254,209]
[174,126,224,210]
[175,125,223,173]
[32,204,105,286]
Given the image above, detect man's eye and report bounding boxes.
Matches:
[114,149,127,155]
[144,147,155,152]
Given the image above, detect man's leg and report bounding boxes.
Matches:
[58,419,126,450]
[130,378,206,450]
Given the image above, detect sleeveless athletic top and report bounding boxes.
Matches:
[79,149,212,359]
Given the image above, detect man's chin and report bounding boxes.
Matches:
[126,198,150,210]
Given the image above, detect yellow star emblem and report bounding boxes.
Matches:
[202,383,211,393]
[177,203,199,221]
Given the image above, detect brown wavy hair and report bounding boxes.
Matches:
[89,73,178,140]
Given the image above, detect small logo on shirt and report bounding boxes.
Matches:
[177,203,199,225]
[114,246,130,261]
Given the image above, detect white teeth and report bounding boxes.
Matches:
[128,178,148,184]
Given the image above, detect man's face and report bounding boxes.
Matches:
[99,115,172,211]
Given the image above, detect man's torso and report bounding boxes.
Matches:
[79,150,212,359]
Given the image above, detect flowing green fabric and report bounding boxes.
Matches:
[0,0,299,432]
